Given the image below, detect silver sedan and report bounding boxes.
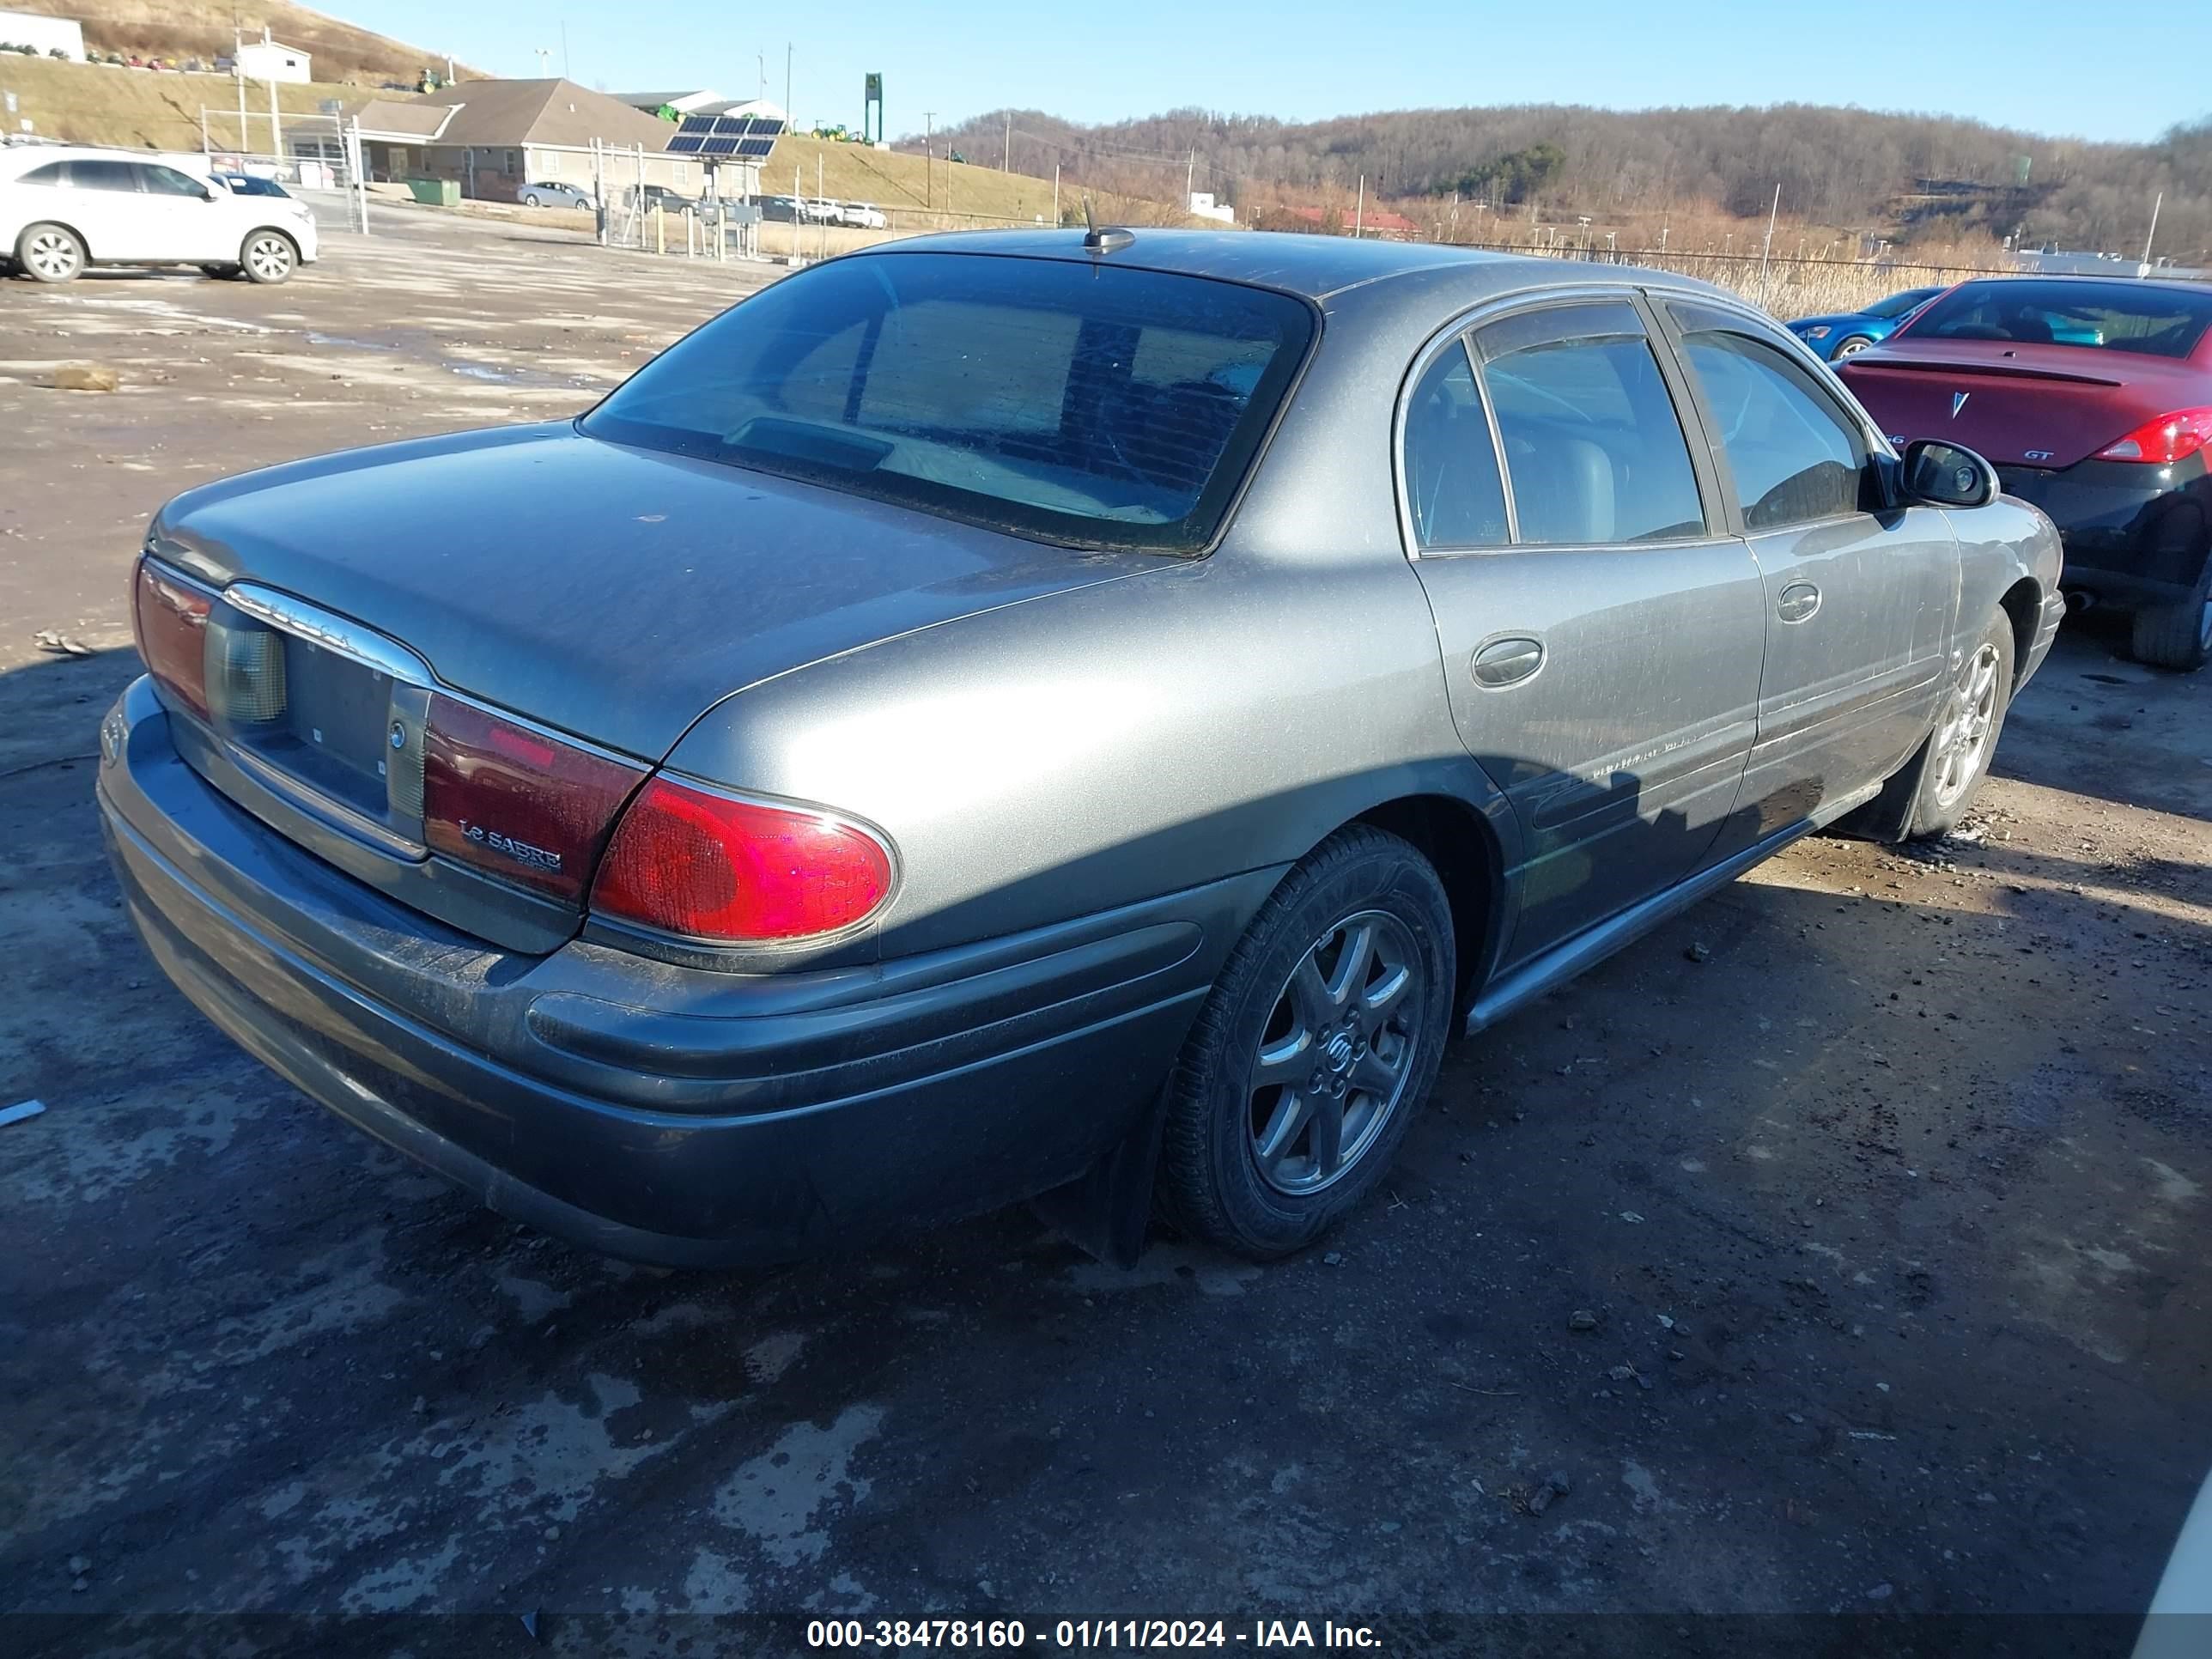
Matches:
[99,229,2062,1268]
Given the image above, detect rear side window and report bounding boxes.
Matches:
[1401,341,1508,550]
[583,252,1316,554]
[1902,279,2212,359]
[1474,302,1706,545]
[1676,330,1868,530]
[19,162,65,186]
[68,160,142,192]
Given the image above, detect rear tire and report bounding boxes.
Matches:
[16,222,84,283]
[198,262,240,279]
[2128,557,2212,672]
[239,229,296,284]
[1903,613,2015,839]
[1158,826,1454,1260]
[522,191,543,207]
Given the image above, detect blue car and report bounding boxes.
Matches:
[1786,285,1948,360]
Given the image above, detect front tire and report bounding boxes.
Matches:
[1158,826,1454,1259]
[2128,556,2212,672]
[1832,335,1875,359]
[1904,613,2015,839]
[16,222,85,283]
[239,229,296,284]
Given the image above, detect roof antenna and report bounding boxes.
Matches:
[1080,193,1133,255]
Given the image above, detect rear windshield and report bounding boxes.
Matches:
[1863,287,1942,320]
[1899,279,2212,359]
[582,251,1316,553]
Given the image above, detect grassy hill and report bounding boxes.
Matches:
[1,0,481,85]
[0,53,362,150]
[763,134,1182,227]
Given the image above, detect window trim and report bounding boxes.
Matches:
[1394,284,1724,560]
[1654,296,1891,537]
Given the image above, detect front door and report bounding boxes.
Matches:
[135,163,224,263]
[1658,299,1958,842]
[1401,297,1768,967]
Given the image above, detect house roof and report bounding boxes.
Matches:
[347,100,458,142]
[615,89,723,111]
[392,79,678,152]
[238,38,308,56]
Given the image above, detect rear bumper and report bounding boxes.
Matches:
[98,677,1249,1266]
[1997,458,2210,605]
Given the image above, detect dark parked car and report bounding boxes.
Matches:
[100,232,2061,1269]
[1785,284,1945,360]
[1842,276,2212,670]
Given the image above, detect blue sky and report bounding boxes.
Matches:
[347,1,2191,145]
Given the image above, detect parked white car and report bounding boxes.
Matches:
[0,146,319,284]
[836,200,887,229]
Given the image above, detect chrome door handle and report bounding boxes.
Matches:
[1777,581,1821,624]
[1472,635,1544,688]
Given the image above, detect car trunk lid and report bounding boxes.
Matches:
[1840,343,2205,469]
[146,422,1156,945]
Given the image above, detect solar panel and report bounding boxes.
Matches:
[746,118,785,138]
[702,136,739,155]
[710,116,747,136]
[734,137,776,158]
[665,133,704,154]
[678,114,715,134]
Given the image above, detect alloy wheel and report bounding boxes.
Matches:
[1930,641,2002,806]
[24,228,81,281]
[1246,909,1426,1195]
[244,234,293,282]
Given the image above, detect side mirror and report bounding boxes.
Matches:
[1900,438,1997,508]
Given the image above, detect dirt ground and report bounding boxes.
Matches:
[2,204,2209,1655]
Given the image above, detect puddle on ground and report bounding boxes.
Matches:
[305,331,398,351]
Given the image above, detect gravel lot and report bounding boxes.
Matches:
[2,205,2209,1655]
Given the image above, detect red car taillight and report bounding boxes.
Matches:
[132,560,212,720]
[421,695,646,903]
[2097,407,2212,465]
[590,776,894,944]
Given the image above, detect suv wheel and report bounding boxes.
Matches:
[1158,826,1454,1259]
[239,230,296,284]
[17,222,85,283]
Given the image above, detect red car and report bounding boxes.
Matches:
[1841,276,2212,671]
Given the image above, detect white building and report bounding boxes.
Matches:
[236,30,311,85]
[0,8,85,60]
[1188,191,1234,225]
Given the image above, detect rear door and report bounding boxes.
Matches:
[1659,298,1957,842]
[58,158,149,258]
[1401,295,1767,965]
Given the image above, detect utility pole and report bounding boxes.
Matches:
[1003,113,1011,172]
[267,72,280,161]
[1758,181,1780,295]
[234,28,248,155]
[1353,174,1364,239]
[924,111,935,210]
[1053,162,1060,224]
[533,47,550,76]
[561,20,569,79]
[1185,147,1194,202]
[757,49,765,103]
[2142,190,2163,265]
[784,42,791,123]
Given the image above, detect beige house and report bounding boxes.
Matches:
[349,79,753,204]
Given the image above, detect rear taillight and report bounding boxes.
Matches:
[422,695,646,903]
[133,560,211,720]
[2097,407,2212,465]
[590,777,894,944]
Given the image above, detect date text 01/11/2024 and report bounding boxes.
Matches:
[805,1620,1383,1649]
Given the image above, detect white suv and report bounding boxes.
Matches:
[1,147,319,284]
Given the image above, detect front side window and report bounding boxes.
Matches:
[1401,340,1508,550]
[1676,329,1868,531]
[68,160,142,193]
[1863,287,1942,321]
[1900,279,2212,359]
[584,252,1316,554]
[140,165,205,197]
[1474,301,1706,545]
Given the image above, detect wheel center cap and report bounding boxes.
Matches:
[1322,1031,1356,1074]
